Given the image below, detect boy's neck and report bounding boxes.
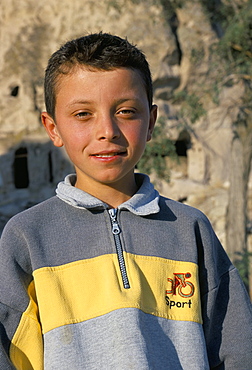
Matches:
[74,175,138,209]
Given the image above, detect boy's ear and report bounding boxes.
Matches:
[147,104,158,142]
[41,112,64,147]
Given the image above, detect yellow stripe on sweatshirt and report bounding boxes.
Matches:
[10,281,43,370]
[33,253,202,334]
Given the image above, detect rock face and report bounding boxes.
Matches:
[0,0,251,264]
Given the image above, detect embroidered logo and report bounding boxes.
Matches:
[165,272,195,309]
[166,272,195,298]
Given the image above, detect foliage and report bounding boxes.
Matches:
[190,47,205,65]
[172,91,206,123]
[217,3,252,75]
[234,249,252,292]
[197,1,252,107]
[201,0,252,76]
[137,116,177,181]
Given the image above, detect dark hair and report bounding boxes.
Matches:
[44,32,153,118]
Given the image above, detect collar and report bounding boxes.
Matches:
[56,173,160,216]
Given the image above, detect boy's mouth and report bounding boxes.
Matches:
[92,151,127,158]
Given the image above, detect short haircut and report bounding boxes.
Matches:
[44,32,153,118]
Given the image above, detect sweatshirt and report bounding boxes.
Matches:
[0,173,251,369]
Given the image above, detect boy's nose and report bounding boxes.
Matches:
[96,114,120,141]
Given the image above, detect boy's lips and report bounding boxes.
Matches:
[91,150,127,158]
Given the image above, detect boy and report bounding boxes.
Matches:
[0,32,251,369]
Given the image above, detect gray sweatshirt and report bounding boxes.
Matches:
[0,174,251,369]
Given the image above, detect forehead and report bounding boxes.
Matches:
[56,64,145,87]
[54,65,147,102]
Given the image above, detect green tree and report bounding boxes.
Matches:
[137,117,177,181]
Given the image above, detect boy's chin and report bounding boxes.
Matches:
[74,170,137,192]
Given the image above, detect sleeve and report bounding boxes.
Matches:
[0,218,43,370]
[196,216,252,369]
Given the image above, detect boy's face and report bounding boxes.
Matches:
[42,66,157,195]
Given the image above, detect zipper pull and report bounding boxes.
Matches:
[108,209,121,235]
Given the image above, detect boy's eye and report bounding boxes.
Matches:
[75,111,91,118]
[117,109,136,116]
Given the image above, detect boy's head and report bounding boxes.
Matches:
[44,32,153,119]
[42,32,157,203]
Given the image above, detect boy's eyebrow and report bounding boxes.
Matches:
[66,97,142,108]
[116,97,142,105]
[66,99,93,107]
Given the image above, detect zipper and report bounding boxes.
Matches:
[108,208,130,289]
